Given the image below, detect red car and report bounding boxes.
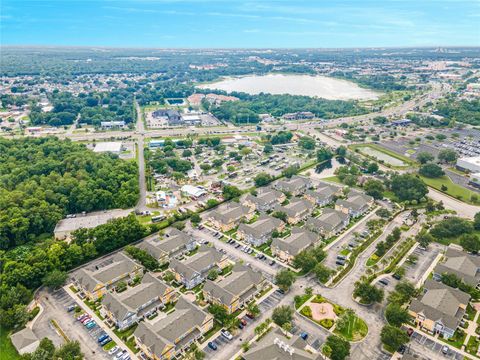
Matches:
[80,316,91,324]
[246,313,255,319]
[240,319,247,326]
[407,328,414,336]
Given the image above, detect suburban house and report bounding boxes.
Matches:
[242,328,321,360]
[137,228,197,265]
[10,328,40,355]
[74,252,144,300]
[273,175,312,196]
[203,264,265,314]
[271,228,319,264]
[101,273,175,330]
[304,183,341,206]
[169,246,229,289]
[275,199,314,225]
[209,203,254,232]
[305,209,350,238]
[242,188,286,212]
[237,215,284,246]
[134,297,214,360]
[433,247,480,288]
[335,193,374,217]
[408,280,470,339]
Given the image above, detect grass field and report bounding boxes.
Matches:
[350,143,416,169]
[420,175,478,204]
[0,328,21,360]
[333,311,368,341]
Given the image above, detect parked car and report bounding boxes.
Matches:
[108,346,119,355]
[207,342,217,350]
[392,273,402,280]
[115,351,126,359]
[246,313,255,319]
[398,345,406,354]
[238,322,244,329]
[80,316,91,324]
[300,332,308,340]
[378,278,390,286]
[441,345,449,355]
[336,259,346,266]
[77,314,87,321]
[407,328,414,336]
[240,318,247,326]
[269,260,276,266]
[86,321,97,329]
[336,255,346,260]
[67,304,77,312]
[98,333,109,343]
[221,330,233,341]
[100,337,112,346]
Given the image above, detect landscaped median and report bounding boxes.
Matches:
[296,294,368,342]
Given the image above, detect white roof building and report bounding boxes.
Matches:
[93,142,123,154]
[457,156,480,173]
[181,185,207,198]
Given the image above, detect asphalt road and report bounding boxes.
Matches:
[135,100,148,212]
[428,188,480,219]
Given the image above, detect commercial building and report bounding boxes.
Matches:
[93,141,123,154]
[180,185,207,199]
[134,297,214,359]
[10,328,40,355]
[100,121,126,129]
[456,156,480,173]
[203,264,265,314]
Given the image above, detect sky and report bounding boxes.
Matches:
[1,0,479,48]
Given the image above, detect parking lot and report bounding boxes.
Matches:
[407,327,464,360]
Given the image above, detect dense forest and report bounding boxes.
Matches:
[0,137,139,250]
[207,93,367,123]
[435,98,480,126]
[29,90,135,127]
[331,72,410,91]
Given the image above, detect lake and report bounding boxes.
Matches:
[197,74,380,100]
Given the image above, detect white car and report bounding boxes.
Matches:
[221,330,233,341]
[108,346,119,355]
[114,350,125,359]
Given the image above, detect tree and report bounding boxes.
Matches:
[282,165,299,178]
[416,232,433,248]
[460,233,480,253]
[373,116,388,125]
[438,149,458,164]
[263,143,274,154]
[53,340,84,360]
[390,174,428,202]
[222,185,242,200]
[325,335,350,360]
[336,146,347,158]
[419,163,444,178]
[207,268,219,281]
[42,270,68,289]
[430,217,473,239]
[388,281,416,305]
[314,263,332,283]
[247,302,260,318]
[381,325,409,351]
[272,211,287,223]
[416,152,434,164]
[190,213,202,225]
[475,212,480,230]
[208,304,230,325]
[272,305,293,326]
[274,270,296,292]
[364,179,384,200]
[254,172,273,187]
[367,162,379,174]
[385,303,409,327]
[376,208,391,219]
[124,245,159,271]
[298,136,316,150]
[317,147,333,162]
[353,282,384,304]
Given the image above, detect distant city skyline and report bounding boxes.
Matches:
[1,0,479,48]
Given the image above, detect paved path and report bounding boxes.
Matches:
[135,100,148,212]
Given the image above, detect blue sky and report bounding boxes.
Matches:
[1,0,479,48]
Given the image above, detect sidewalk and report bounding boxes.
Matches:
[64,285,139,360]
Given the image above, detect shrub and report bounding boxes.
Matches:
[300,306,312,318]
[319,318,334,329]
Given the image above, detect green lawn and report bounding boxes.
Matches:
[294,294,312,309]
[333,312,369,341]
[322,176,342,184]
[438,330,467,350]
[420,175,478,204]
[0,328,21,360]
[349,143,416,169]
[466,335,480,355]
[114,324,138,341]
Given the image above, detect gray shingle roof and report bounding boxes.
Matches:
[203,264,263,305]
[138,228,194,259]
[75,252,141,292]
[134,297,210,358]
[435,248,480,287]
[271,228,319,256]
[336,193,373,212]
[274,175,311,193]
[409,280,470,329]
[10,328,38,353]
[307,209,349,234]
[170,245,223,280]
[243,328,321,360]
[210,203,250,224]
[276,199,313,218]
[244,188,284,208]
[238,215,283,239]
[102,273,170,321]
